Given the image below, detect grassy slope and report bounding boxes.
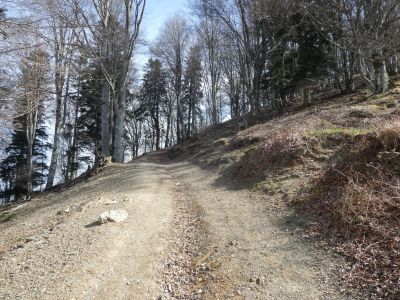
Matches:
[170,86,400,299]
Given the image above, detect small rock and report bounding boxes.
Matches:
[98,209,129,224]
[199,264,209,271]
[78,201,94,213]
[25,237,36,243]
[256,276,266,285]
[57,207,70,215]
[228,240,238,246]
[104,200,119,205]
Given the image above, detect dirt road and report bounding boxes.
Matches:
[0,152,174,299]
[0,152,355,299]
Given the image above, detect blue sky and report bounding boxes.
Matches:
[143,0,187,41]
[136,0,187,73]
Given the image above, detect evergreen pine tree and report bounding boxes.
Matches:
[0,49,50,202]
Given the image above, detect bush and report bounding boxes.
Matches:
[227,128,307,182]
[259,128,306,167]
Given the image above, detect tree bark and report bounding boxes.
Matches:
[101,82,111,156]
[165,107,171,148]
[374,57,390,93]
[177,93,185,142]
[26,110,37,197]
[303,88,312,107]
[113,86,126,162]
[46,74,63,188]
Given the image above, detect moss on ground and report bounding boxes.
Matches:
[213,137,231,147]
[254,174,299,195]
[307,127,373,138]
[0,213,16,223]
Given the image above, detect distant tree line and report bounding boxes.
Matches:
[0,0,399,203]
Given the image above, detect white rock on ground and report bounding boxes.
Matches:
[98,209,129,224]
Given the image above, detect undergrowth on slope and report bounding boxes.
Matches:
[291,120,400,299]
[221,114,400,298]
[225,127,309,183]
[0,213,16,223]
[171,87,400,298]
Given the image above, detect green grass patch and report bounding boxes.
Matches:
[254,174,297,195]
[0,213,16,223]
[213,137,230,146]
[367,93,398,108]
[350,104,382,114]
[307,127,373,138]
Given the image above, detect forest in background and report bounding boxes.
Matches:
[0,0,400,203]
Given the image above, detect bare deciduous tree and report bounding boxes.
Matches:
[68,0,146,162]
[151,14,189,142]
[310,0,400,92]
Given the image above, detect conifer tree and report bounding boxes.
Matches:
[139,58,167,150]
[0,49,50,202]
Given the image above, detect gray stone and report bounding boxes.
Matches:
[256,276,266,285]
[98,209,128,224]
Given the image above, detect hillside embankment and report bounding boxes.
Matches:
[170,84,400,299]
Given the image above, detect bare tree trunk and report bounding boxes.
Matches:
[101,82,111,156]
[41,3,74,189]
[211,85,217,124]
[374,54,390,93]
[163,91,173,148]
[155,103,161,150]
[187,97,192,136]
[113,86,126,162]
[165,107,171,148]
[252,69,262,117]
[192,99,196,134]
[210,45,219,125]
[155,123,160,150]
[26,110,37,197]
[177,93,185,142]
[46,81,63,188]
[68,95,80,181]
[303,88,312,106]
[15,165,27,202]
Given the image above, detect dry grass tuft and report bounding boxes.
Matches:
[374,119,400,151]
[226,127,309,183]
[260,128,307,166]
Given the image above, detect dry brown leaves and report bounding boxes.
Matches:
[292,132,400,299]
